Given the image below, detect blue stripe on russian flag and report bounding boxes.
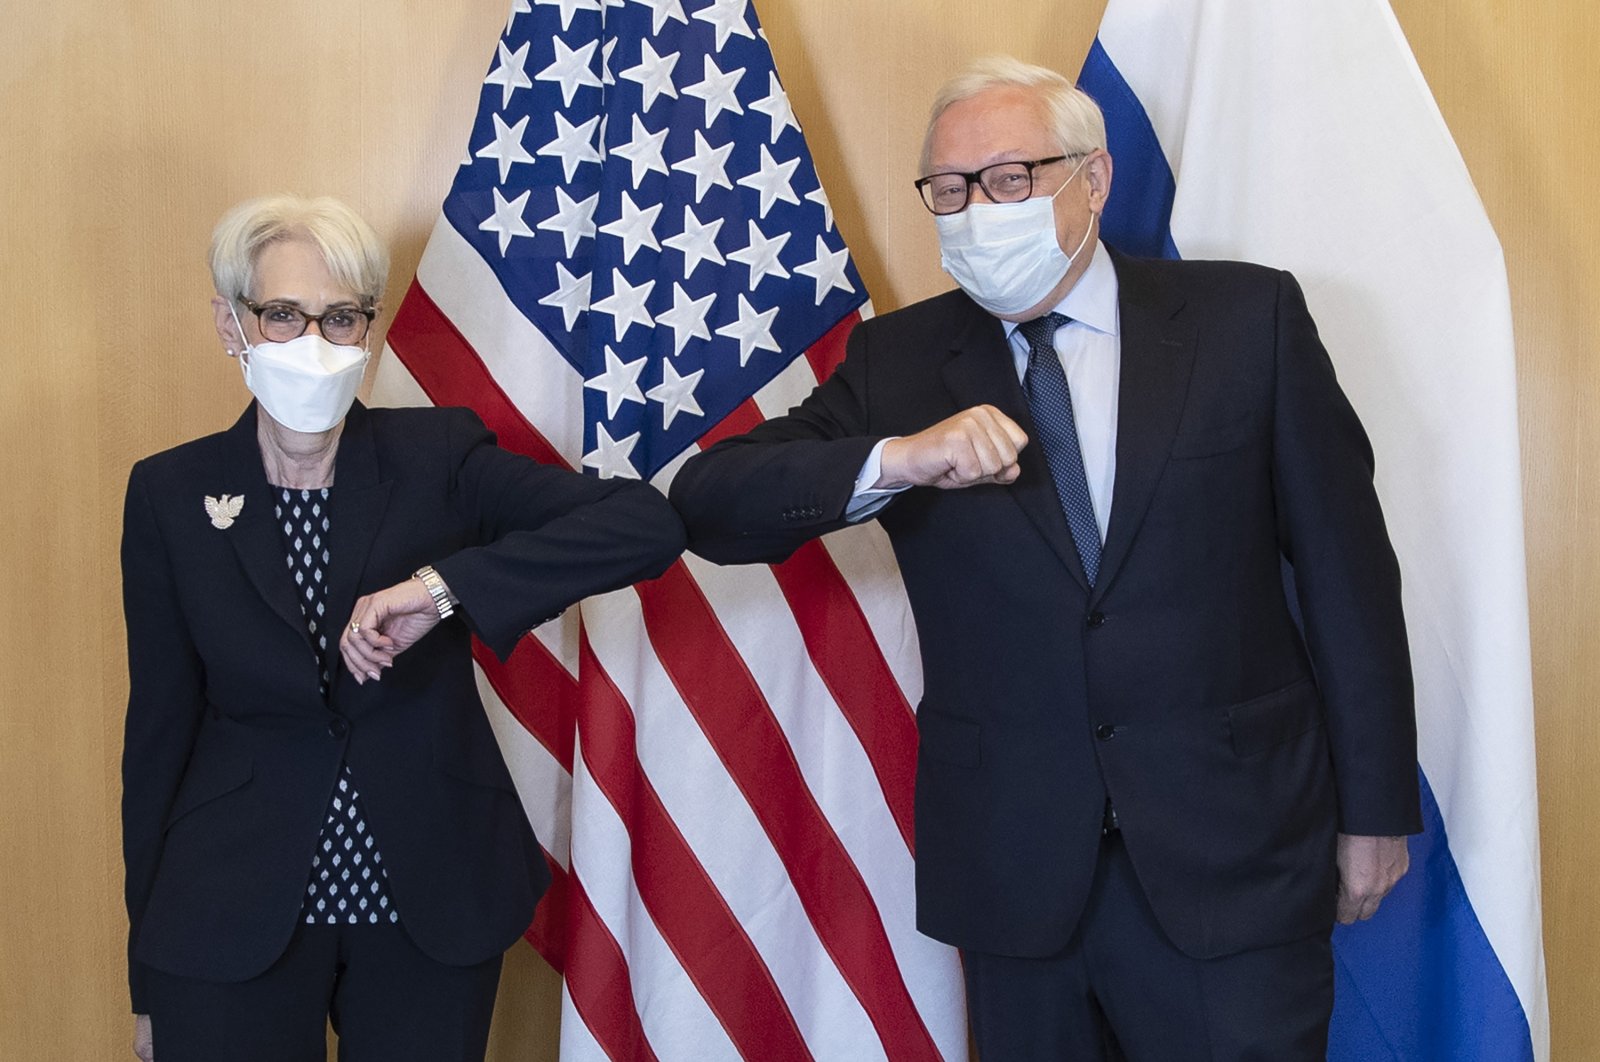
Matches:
[1330,769,1534,1061]
[1077,39,1180,261]
[1079,37,1537,1061]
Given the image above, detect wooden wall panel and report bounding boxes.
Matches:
[0,2,522,1057]
[3,0,1594,1058]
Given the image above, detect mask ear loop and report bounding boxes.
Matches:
[1063,207,1098,266]
[227,300,253,359]
[1046,154,1099,271]
[226,300,260,395]
[1047,153,1092,203]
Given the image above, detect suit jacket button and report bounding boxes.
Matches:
[1095,723,1117,741]
[1086,611,1106,629]
[328,716,349,739]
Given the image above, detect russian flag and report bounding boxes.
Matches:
[1079,2,1548,1058]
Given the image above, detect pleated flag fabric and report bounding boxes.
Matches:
[371,0,969,1057]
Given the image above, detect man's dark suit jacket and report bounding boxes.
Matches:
[670,251,1421,962]
[121,401,684,1012]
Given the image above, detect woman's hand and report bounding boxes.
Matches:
[133,1014,153,1061]
[338,577,442,684]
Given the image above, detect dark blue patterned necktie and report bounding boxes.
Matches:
[1019,312,1101,586]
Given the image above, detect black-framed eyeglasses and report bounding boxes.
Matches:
[240,297,376,345]
[914,154,1083,215]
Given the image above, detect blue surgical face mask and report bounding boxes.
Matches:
[934,156,1096,317]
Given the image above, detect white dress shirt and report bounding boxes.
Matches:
[850,241,1122,540]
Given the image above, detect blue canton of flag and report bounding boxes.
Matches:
[441,0,866,482]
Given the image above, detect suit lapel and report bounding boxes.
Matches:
[939,304,1091,591]
[1094,254,1197,604]
[323,401,394,670]
[219,405,314,643]
[219,402,394,694]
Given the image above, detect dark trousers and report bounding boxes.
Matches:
[964,833,1333,1062]
[144,921,504,1062]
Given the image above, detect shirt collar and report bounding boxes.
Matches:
[1003,240,1120,340]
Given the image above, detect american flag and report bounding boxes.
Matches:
[371,0,969,1057]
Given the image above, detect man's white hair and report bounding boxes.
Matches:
[920,56,1107,174]
[209,194,389,306]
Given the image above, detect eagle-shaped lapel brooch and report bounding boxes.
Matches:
[205,494,245,530]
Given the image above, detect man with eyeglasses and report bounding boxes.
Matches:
[670,55,1419,1060]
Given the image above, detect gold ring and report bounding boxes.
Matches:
[349,621,361,634]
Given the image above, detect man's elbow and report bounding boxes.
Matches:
[683,528,808,567]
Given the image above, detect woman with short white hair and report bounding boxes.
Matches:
[121,194,684,1060]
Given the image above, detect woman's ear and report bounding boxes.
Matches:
[213,295,245,357]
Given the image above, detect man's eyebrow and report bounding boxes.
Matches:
[929,148,1037,171]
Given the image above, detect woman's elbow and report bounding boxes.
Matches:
[629,485,689,577]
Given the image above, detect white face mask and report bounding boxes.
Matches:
[232,306,368,433]
[935,156,1097,317]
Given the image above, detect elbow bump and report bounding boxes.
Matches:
[646,499,689,565]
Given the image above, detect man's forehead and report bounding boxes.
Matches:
[928,87,1055,167]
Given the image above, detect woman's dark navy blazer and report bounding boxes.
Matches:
[120,400,685,1012]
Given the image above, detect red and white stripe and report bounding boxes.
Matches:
[375,218,967,1060]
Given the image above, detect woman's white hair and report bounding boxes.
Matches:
[209,195,389,305]
[920,56,1107,174]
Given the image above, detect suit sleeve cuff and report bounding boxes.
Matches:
[844,438,909,522]
[130,962,150,1015]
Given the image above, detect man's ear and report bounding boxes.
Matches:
[1086,150,1114,212]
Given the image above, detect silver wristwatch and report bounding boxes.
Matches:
[413,565,457,620]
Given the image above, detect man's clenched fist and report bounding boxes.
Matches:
[878,405,1029,490]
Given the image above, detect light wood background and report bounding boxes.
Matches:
[2,0,1593,1058]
